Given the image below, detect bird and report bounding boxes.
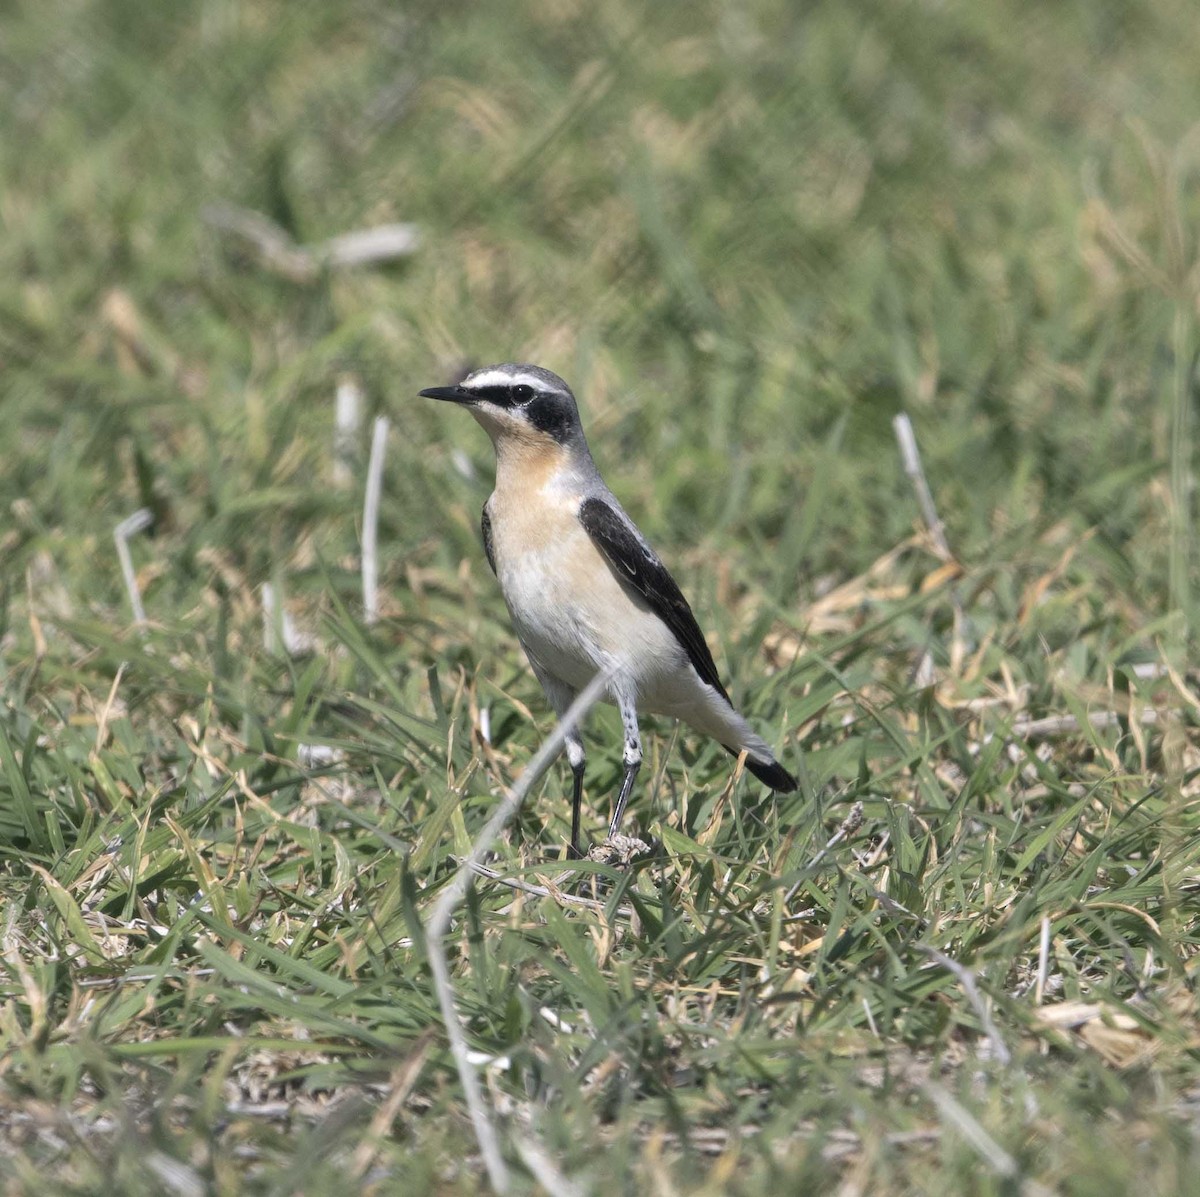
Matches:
[419,362,797,857]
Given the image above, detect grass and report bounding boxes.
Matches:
[2,0,1199,1192]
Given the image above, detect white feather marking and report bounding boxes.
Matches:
[463,366,547,392]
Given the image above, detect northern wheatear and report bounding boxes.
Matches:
[420,363,797,857]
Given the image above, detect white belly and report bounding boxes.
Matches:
[493,509,685,697]
[483,460,749,750]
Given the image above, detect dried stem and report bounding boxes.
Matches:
[511,1136,586,1197]
[1035,916,1051,1005]
[920,946,1012,1066]
[892,412,966,678]
[362,416,389,625]
[467,861,631,916]
[1006,708,1170,739]
[892,413,952,562]
[923,1083,1017,1177]
[783,800,863,908]
[333,376,363,489]
[202,204,419,282]
[924,1084,1056,1197]
[113,508,153,626]
[425,668,612,1195]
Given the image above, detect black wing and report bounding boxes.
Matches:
[481,504,496,575]
[579,496,729,702]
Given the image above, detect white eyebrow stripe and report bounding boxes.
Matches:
[464,369,544,391]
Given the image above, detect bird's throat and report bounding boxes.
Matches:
[489,431,573,495]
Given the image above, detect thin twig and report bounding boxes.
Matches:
[892,413,951,561]
[1035,916,1051,1005]
[362,416,389,625]
[844,870,924,924]
[333,375,363,489]
[804,800,864,871]
[201,206,314,281]
[425,668,613,1196]
[512,1135,586,1197]
[144,1153,205,1197]
[892,412,966,678]
[861,997,880,1038]
[114,508,153,626]
[467,861,631,916]
[923,1083,1017,1177]
[202,204,419,282]
[77,967,217,989]
[348,1034,433,1180]
[1168,305,1192,658]
[261,582,276,653]
[1007,709,1170,738]
[920,946,1012,1066]
[319,224,421,268]
[94,662,126,754]
[923,1087,1056,1197]
[261,582,309,655]
[783,801,863,907]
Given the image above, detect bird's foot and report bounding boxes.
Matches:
[587,832,652,867]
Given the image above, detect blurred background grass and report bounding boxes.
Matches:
[2,1,1199,1193]
[5,0,1198,609]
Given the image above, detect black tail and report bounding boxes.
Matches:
[725,746,798,792]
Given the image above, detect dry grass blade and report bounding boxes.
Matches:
[333,375,363,489]
[113,508,153,626]
[892,414,952,563]
[425,668,613,1195]
[202,204,419,281]
[362,416,390,625]
[783,801,863,907]
[923,1084,1017,1178]
[512,1134,587,1197]
[348,1033,434,1180]
[467,861,630,915]
[919,946,1012,1066]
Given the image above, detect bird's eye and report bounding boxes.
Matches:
[511,384,535,403]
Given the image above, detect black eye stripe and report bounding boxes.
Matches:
[468,382,540,407]
[472,385,512,404]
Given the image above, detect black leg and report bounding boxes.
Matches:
[564,728,587,859]
[608,757,641,837]
[608,692,642,838]
[569,758,586,858]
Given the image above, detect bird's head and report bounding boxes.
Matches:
[419,363,586,455]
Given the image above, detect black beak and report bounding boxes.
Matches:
[419,385,475,405]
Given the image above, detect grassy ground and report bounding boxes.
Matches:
[2,0,1199,1192]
